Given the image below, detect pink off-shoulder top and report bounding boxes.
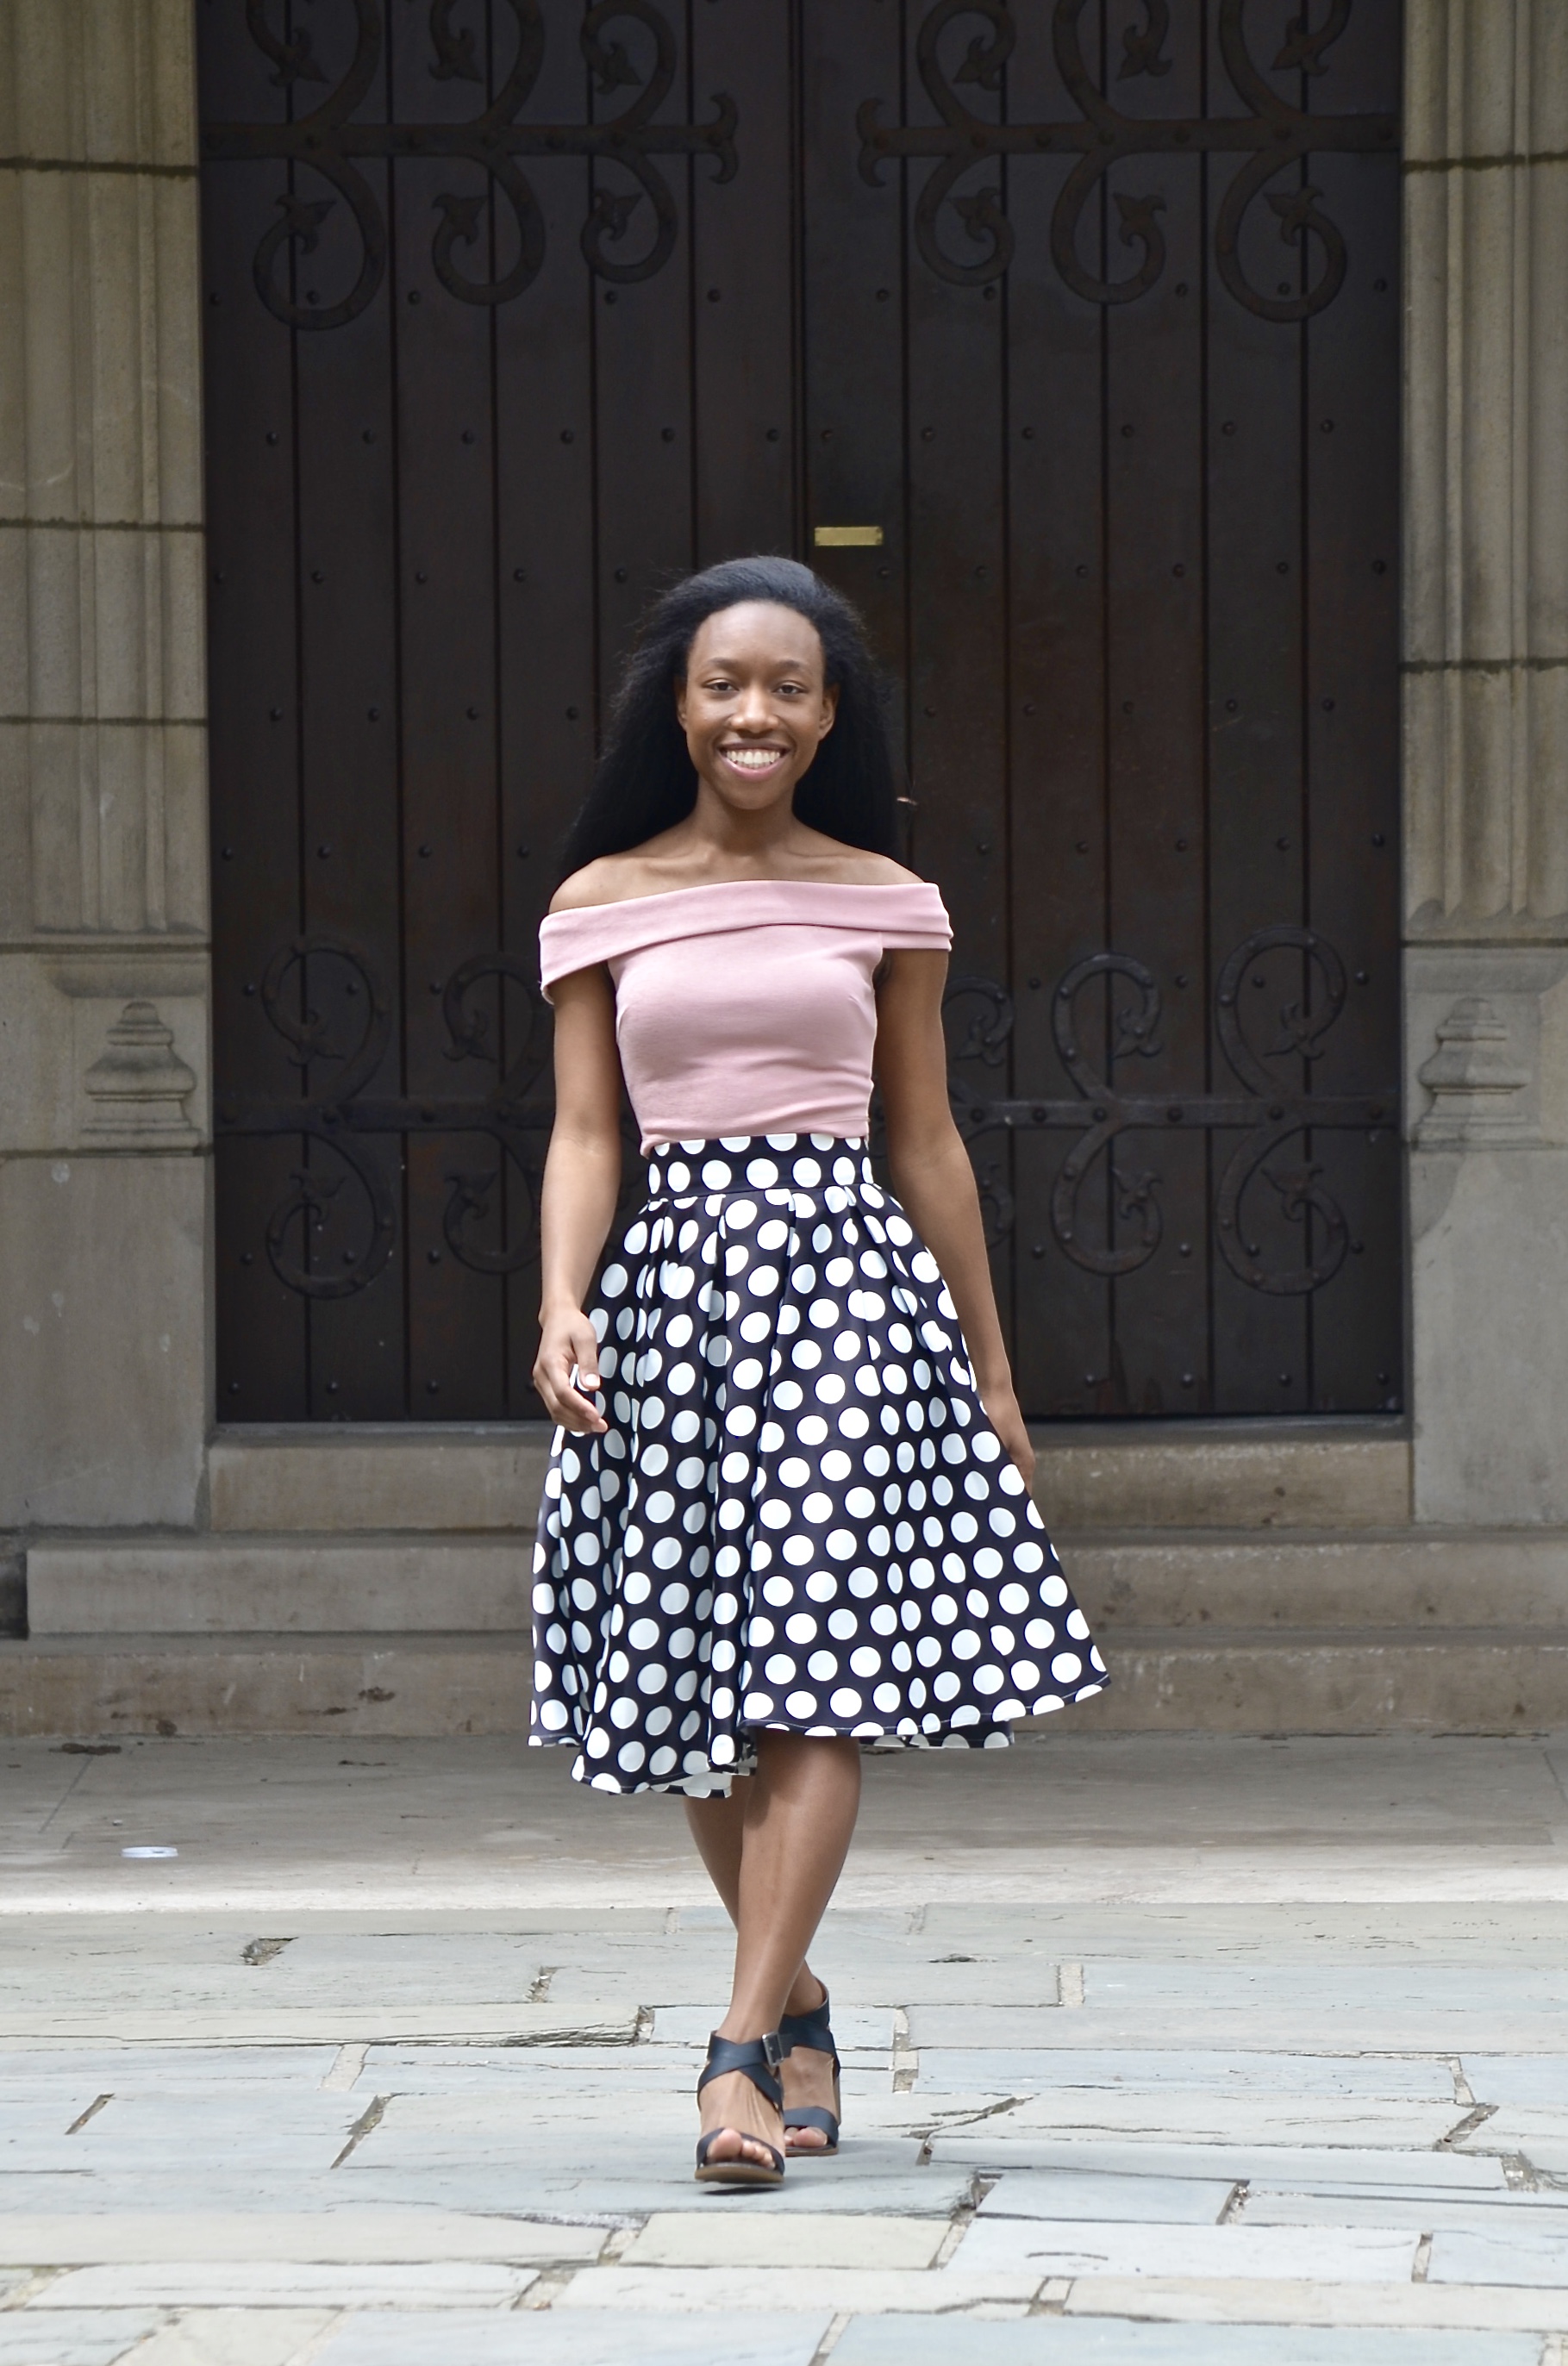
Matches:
[538,877,952,1151]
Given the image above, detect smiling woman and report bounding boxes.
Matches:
[528,556,1108,2191]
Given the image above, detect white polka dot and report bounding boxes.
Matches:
[782,1537,815,1565]
[815,1373,846,1403]
[1051,1651,1084,1683]
[829,1689,863,1716]
[774,1380,803,1411]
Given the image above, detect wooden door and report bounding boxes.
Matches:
[202,0,1401,1423]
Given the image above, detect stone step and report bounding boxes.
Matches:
[25,1536,530,1635]
[1072,1628,1568,1737]
[31,1525,1562,1640]
[209,1428,551,1533]
[208,1417,1411,1534]
[3,1625,1565,1740]
[1033,1420,1410,1531]
[0,1634,533,1739]
[1063,1529,1568,1631]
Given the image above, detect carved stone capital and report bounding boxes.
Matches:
[1415,996,1533,1145]
[82,1000,199,1142]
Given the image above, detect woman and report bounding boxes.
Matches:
[531,556,1108,2188]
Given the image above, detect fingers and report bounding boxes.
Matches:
[533,1317,609,1434]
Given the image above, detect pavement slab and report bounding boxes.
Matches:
[0,2317,166,2366]
[914,2049,1461,2099]
[11,1733,1568,2360]
[828,2317,1547,2363]
[122,2315,337,2366]
[953,2218,1422,2281]
[557,2265,1042,2312]
[28,2264,540,2308]
[0,2215,604,2265]
[312,2313,834,2363]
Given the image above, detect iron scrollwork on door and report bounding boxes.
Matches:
[858,0,1396,315]
[218,936,559,1298]
[947,928,1395,1295]
[204,1,738,328]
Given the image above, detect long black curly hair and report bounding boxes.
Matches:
[558,557,900,878]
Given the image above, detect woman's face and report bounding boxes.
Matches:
[676,601,839,814]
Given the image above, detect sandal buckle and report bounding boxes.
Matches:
[762,2029,784,2070]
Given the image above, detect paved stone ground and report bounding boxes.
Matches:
[8,1734,1568,2362]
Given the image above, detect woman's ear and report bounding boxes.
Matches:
[819,682,840,740]
[674,675,689,732]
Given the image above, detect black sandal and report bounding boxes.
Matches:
[694,2031,786,2188]
[779,1984,842,2156]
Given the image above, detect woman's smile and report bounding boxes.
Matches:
[719,741,790,776]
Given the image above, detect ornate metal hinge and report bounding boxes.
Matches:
[858,0,1396,315]
[217,938,561,1298]
[946,927,1396,1296]
[204,1,738,328]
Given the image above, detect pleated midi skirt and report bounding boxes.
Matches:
[530,1134,1109,1794]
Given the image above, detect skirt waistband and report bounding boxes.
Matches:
[644,1134,873,1201]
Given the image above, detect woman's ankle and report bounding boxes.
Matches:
[783,1969,827,2020]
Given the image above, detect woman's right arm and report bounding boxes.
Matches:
[532,961,622,1434]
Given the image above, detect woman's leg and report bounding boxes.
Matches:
[684,1732,861,2167]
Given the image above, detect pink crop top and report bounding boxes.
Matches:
[538,878,952,1151]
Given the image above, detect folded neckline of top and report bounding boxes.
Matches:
[542,875,941,919]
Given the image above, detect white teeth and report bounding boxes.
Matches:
[723,748,784,770]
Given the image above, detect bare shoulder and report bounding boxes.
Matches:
[853,854,930,890]
[793,833,929,890]
[548,856,644,915]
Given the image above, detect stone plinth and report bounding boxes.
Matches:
[1404,0,1568,1524]
[0,0,209,1530]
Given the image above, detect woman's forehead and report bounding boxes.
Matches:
[686,601,824,671]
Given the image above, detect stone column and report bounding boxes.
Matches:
[1405,0,1568,1521]
[0,0,209,1527]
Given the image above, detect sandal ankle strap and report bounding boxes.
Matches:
[697,2030,784,2110]
[779,1987,838,2066]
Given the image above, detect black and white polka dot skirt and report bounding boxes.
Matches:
[530,1134,1109,1795]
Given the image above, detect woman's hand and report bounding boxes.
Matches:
[533,1305,609,1434]
[977,1376,1034,1487]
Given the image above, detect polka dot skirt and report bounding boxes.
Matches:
[531,1135,1109,1795]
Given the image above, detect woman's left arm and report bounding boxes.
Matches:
[872,946,1033,1483]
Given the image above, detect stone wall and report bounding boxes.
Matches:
[3,0,1564,1549]
[0,0,209,1527]
[1405,0,1568,1520]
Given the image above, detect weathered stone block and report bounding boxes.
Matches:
[0,1149,204,1526]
